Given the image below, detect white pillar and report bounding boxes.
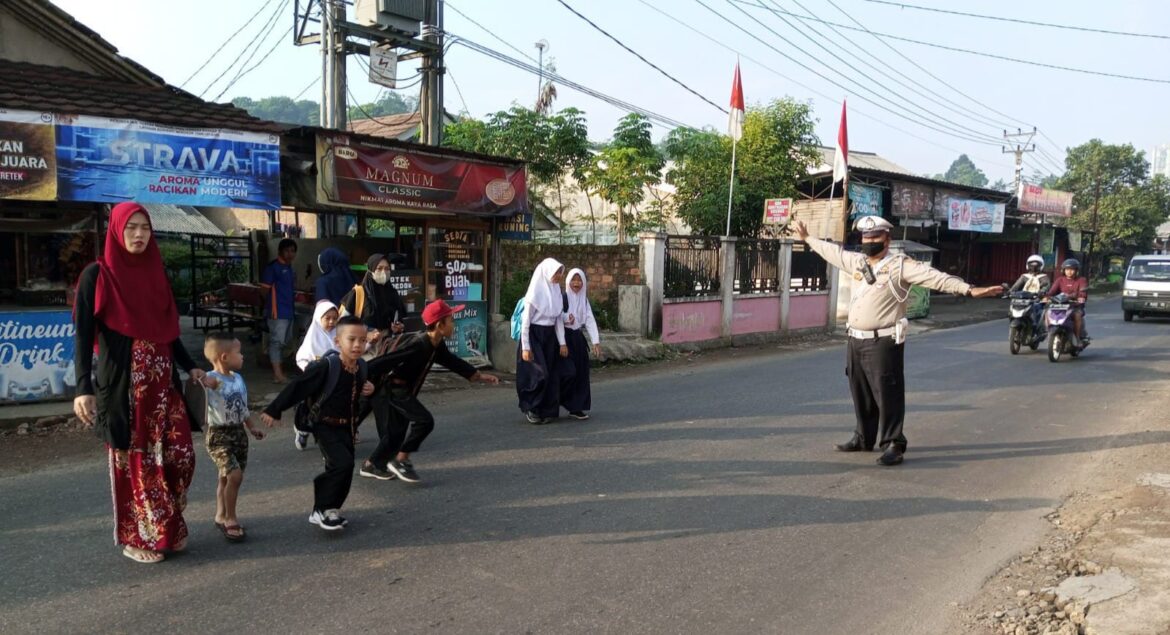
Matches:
[779,240,793,333]
[720,236,737,338]
[640,231,666,336]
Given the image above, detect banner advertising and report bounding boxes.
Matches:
[498,212,534,240]
[447,301,489,366]
[847,183,882,220]
[763,197,792,225]
[1068,229,1082,252]
[932,188,965,220]
[892,182,932,219]
[1019,183,1073,217]
[316,133,528,217]
[0,109,57,201]
[947,198,1005,233]
[55,115,281,209]
[0,310,76,403]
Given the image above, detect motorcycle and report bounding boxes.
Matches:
[1043,293,1086,363]
[1007,290,1046,354]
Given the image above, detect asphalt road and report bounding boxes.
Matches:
[4,297,1170,634]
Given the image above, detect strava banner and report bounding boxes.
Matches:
[315,132,528,217]
[55,115,281,209]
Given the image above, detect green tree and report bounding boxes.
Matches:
[347,91,417,123]
[664,98,820,237]
[589,114,665,243]
[990,178,1012,193]
[232,96,319,125]
[938,154,989,188]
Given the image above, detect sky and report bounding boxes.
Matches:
[50,0,1170,184]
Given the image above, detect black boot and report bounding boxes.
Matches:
[876,444,906,466]
[835,436,874,452]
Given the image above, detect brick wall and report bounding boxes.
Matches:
[499,242,643,330]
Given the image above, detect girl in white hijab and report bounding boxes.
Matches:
[517,257,568,424]
[560,268,600,420]
[296,300,339,370]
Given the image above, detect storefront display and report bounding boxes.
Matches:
[0,308,76,403]
[427,225,487,302]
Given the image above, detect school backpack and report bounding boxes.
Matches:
[299,350,368,427]
[510,298,525,340]
[339,284,366,319]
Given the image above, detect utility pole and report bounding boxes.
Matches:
[418,0,444,146]
[320,0,347,130]
[1003,127,1037,196]
[534,39,548,105]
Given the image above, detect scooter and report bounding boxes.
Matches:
[1008,290,1046,354]
[1043,293,1086,363]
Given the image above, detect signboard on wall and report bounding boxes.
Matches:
[55,115,281,208]
[892,182,932,219]
[498,212,533,240]
[0,109,57,201]
[0,310,76,403]
[763,197,792,225]
[847,183,882,220]
[316,133,528,217]
[946,198,1005,233]
[1019,183,1073,217]
[447,301,489,366]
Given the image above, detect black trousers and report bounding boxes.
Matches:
[845,336,907,450]
[560,328,591,412]
[313,422,355,512]
[366,387,435,467]
[516,324,565,418]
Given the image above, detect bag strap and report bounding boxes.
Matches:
[308,354,343,420]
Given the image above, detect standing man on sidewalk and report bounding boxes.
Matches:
[261,239,298,383]
[793,216,1002,466]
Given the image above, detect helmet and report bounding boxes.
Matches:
[1026,254,1044,268]
[1061,258,1081,270]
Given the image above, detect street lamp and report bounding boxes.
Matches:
[535,39,549,103]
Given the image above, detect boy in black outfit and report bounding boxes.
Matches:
[359,300,500,483]
[261,316,379,531]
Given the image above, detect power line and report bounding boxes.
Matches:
[731,0,1170,85]
[706,0,1004,146]
[293,77,319,100]
[199,0,290,98]
[445,1,540,63]
[864,0,1170,41]
[553,0,727,114]
[447,68,473,115]
[632,0,1014,170]
[449,35,696,129]
[179,0,280,89]
[821,0,1035,130]
[752,0,1003,142]
[214,25,294,101]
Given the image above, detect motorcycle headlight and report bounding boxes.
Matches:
[1123,289,1138,297]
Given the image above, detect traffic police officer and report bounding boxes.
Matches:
[793,216,1002,466]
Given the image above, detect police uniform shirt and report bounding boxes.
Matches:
[805,237,972,331]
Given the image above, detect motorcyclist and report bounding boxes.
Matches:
[1010,255,1050,326]
[1045,258,1089,342]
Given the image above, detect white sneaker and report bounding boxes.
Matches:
[294,430,310,451]
[308,509,345,531]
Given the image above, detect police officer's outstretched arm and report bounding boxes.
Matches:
[900,259,1002,298]
[791,220,852,271]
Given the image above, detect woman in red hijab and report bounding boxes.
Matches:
[73,202,207,564]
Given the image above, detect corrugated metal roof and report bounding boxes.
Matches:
[812,146,913,175]
[141,204,225,236]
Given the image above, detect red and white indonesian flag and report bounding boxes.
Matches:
[833,99,849,183]
[728,62,744,142]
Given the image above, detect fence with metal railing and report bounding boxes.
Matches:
[664,235,722,298]
[733,239,782,294]
[790,242,830,292]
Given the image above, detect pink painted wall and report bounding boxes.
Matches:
[731,296,781,335]
[662,301,722,344]
[788,293,829,330]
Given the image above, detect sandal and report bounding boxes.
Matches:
[220,523,246,543]
[122,546,164,564]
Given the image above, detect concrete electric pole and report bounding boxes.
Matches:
[418,0,445,146]
[1003,127,1038,196]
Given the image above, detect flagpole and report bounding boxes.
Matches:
[726,137,737,236]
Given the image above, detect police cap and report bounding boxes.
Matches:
[853,215,893,237]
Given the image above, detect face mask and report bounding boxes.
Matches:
[372,271,389,285]
[860,242,886,257]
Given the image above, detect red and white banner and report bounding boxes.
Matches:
[1018,182,1073,217]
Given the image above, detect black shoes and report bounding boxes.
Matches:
[359,461,396,481]
[525,411,552,425]
[387,459,421,483]
[876,445,906,466]
[568,411,590,420]
[835,437,874,452]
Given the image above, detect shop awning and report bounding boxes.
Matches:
[141,204,224,236]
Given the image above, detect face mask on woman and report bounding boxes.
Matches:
[372,271,389,285]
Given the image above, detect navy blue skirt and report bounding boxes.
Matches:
[516,324,571,418]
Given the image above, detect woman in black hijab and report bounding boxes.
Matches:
[340,253,406,344]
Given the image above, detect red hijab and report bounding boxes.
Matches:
[94,202,180,343]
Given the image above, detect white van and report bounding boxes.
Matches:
[1122,255,1170,321]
